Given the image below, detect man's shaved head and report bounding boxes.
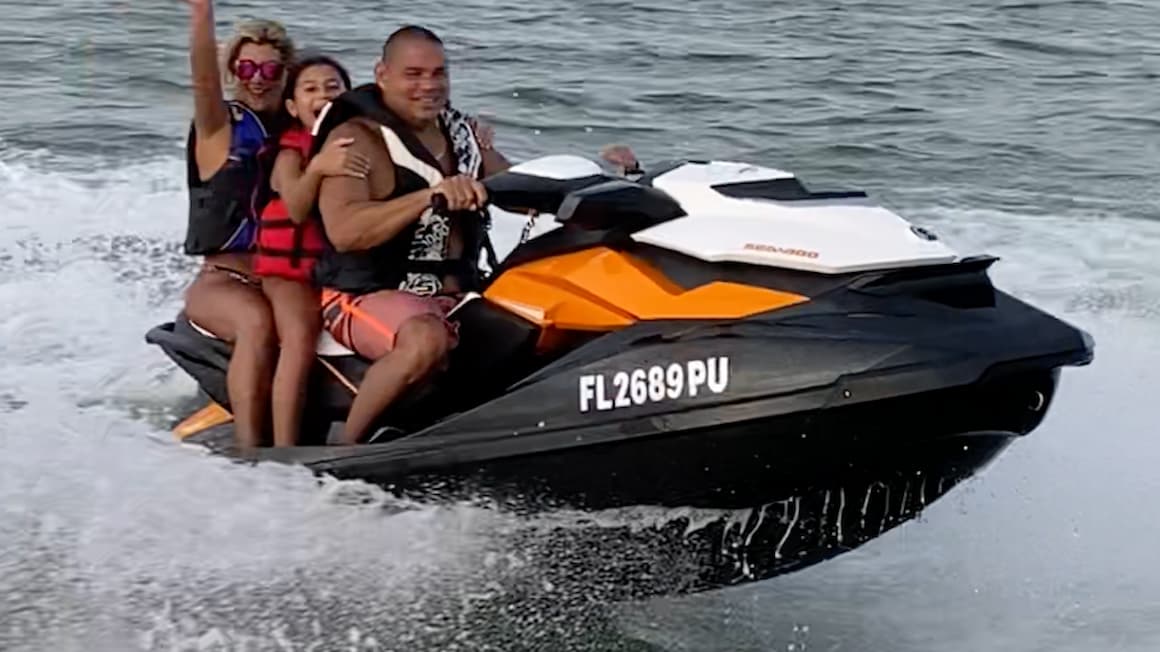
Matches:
[381,25,444,62]
[374,24,450,127]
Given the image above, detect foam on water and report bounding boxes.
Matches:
[0,154,561,649]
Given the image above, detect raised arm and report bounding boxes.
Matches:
[317,122,435,252]
[186,0,231,181]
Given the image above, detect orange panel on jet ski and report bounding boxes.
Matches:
[484,247,807,334]
[173,401,233,440]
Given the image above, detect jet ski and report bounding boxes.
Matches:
[147,154,1094,513]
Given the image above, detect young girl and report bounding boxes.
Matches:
[254,54,366,447]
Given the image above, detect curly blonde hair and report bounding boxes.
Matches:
[220,18,296,89]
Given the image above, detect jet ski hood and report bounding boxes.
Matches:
[493,155,960,275]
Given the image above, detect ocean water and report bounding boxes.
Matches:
[1,0,1158,650]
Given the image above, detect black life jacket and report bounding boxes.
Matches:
[182,101,277,256]
[309,84,489,296]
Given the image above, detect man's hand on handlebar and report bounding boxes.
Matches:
[432,175,488,212]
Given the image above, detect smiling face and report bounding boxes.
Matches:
[230,41,287,113]
[374,37,449,127]
[285,63,348,131]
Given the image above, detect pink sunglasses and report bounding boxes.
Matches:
[235,59,284,81]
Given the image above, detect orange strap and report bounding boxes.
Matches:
[320,289,398,348]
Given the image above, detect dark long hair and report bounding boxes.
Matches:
[279,52,354,127]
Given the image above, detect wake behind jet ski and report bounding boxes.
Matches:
[147,154,1094,513]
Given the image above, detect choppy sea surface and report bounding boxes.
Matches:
[1,1,1158,650]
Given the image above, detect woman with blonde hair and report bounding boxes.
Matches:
[178,0,296,449]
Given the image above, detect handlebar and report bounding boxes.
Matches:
[428,188,493,216]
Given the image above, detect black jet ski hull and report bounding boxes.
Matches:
[267,365,1059,512]
[148,280,1089,512]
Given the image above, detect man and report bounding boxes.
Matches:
[313,25,642,444]
[312,25,512,444]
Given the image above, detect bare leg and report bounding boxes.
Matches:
[184,266,277,449]
[340,315,452,444]
[262,276,322,447]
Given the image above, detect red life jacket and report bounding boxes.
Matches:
[254,126,327,282]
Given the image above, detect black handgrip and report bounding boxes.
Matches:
[430,190,491,214]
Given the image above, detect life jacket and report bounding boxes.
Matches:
[253,126,327,282]
[309,84,489,297]
[182,101,274,256]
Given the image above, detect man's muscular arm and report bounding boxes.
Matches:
[317,120,436,253]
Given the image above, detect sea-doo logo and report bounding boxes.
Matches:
[743,242,820,259]
[578,356,730,413]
